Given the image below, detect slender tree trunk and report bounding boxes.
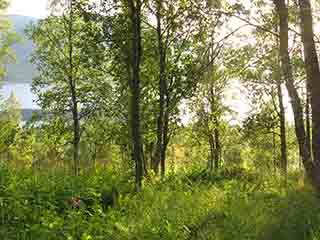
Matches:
[298,0,320,187]
[142,144,148,176]
[276,79,287,177]
[154,0,168,177]
[306,83,311,157]
[272,127,277,173]
[214,120,221,170]
[161,108,169,177]
[204,103,214,171]
[273,0,313,179]
[128,0,143,192]
[208,82,221,170]
[208,133,214,171]
[71,93,80,176]
[67,0,80,176]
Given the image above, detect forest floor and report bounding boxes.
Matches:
[0,167,320,240]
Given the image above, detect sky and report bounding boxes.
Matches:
[6,0,48,18]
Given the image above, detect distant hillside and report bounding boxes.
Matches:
[5,15,38,84]
[22,109,41,121]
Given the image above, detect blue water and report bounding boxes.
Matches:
[0,83,38,109]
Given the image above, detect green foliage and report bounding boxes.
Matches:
[0,0,19,80]
[0,167,129,239]
[0,92,22,164]
[1,167,319,239]
[28,10,109,115]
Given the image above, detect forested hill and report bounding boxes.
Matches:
[5,15,37,84]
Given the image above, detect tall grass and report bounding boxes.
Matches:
[0,166,319,240]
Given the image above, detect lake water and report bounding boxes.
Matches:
[0,83,38,109]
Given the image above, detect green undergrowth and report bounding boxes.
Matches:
[0,167,320,240]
